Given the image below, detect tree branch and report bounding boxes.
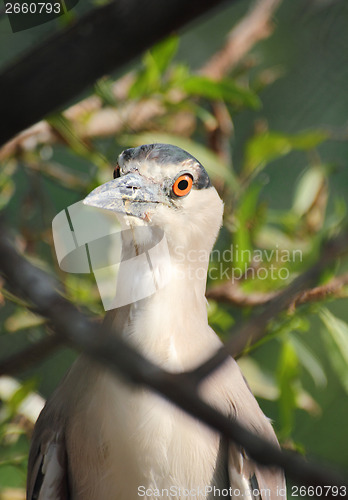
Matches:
[0,225,347,496]
[201,0,282,79]
[206,272,348,308]
[0,0,282,161]
[0,0,232,147]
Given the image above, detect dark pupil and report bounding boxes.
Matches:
[178,179,188,191]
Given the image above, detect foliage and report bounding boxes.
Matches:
[0,13,348,497]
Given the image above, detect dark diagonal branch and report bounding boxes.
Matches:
[0,0,232,147]
[0,0,282,161]
[0,226,348,496]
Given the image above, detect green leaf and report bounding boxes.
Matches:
[207,301,234,336]
[238,356,320,417]
[238,357,278,401]
[290,130,329,150]
[120,133,238,188]
[319,308,348,394]
[245,132,291,173]
[7,379,38,416]
[129,36,179,99]
[293,166,326,216]
[4,310,45,333]
[181,76,261,109]
[244,130,328,173]
[129,56,161,98]
[233,184,262,269]
[289,333,327,388]
[277,340,299,437]
[65,275,103,314]
[255,225,310,252]
[167,63,190,86]
[0,162,16,210]
[193,104,218,130]
[150,35,179,75]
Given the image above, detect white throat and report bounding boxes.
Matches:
[109,220,210,370]
[108,187,223,370]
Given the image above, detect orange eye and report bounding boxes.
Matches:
[172,174,193,197]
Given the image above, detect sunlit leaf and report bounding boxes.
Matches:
[255,225,310,252]
[93,0,113,5]
[238,357,278,401]
[289,333,327,387]
[7,380,38,416]
[181,75,261,109]
[0,377,45,425]
[296,390,321,417]
[167,63,189,86]
[4,310,45,333]
[326,196,347,233]
[193,104,218,130]
[207,301,234,336]
[0,487,26,499]
[233,184,262,269]
[150,35,179,74]
[244,130,328,173]
[0,162,16,210]
[65,275,103,314]
[293,166,327,216]
[245,132,291,173]
[319,308,348,394]
[239,356,320,416]
[290,131,328,150]
[129,36,179,99]
[277,340,299,437]
[128,57,161,98]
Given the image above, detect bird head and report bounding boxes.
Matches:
[83,144,223,262]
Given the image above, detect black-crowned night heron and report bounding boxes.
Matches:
[27,144,286,500]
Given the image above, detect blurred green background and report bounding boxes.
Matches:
[0,0,348,498]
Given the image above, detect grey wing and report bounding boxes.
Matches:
[226,374,286,500]
[210,357,286,500]
[228,442,286,500]
[27,408,70,500]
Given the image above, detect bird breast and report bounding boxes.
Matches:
[65,362,220,500]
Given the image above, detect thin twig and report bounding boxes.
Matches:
[206,272,348,308]
[207,282,277,306]
[201,0,282,79]
[290,273,348,309]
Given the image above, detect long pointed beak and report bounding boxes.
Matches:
[83,173,169,220]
